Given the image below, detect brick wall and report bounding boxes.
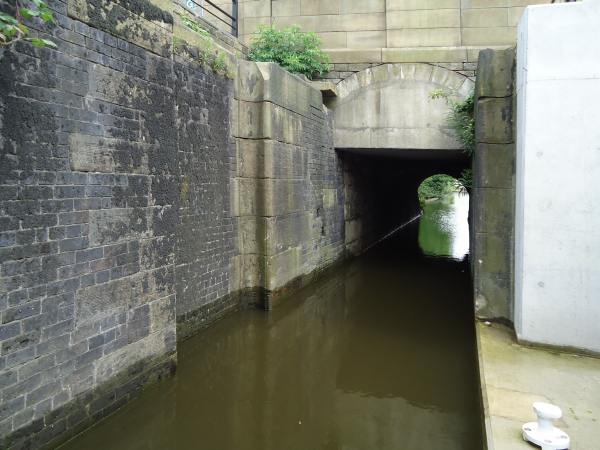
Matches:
[173,48,238,339]
[0,0,236,447]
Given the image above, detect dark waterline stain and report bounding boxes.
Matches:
[60,196,482,450]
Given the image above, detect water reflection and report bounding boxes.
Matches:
[60,200,480,450]
[418,192,470,260]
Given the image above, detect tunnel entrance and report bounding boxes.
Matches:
[339,148,470,256]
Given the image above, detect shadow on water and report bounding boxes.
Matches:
[60,193,482,450]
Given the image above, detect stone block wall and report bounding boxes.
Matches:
[329,63,474,150]
[471,48,516,323]
[0,0,237,446]
[235,0,568,74]
[233,61,345,308]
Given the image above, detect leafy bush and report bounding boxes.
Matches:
[0,0,56,49]
[418,174,459,203]
[457,168,473,191]
[248,25,332,79]
[431,89,475,155]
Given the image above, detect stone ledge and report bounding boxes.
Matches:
[324,48,383,63]
[383,46,468,63]
[324,46,514,65]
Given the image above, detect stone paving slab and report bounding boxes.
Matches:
[477,322,600,450]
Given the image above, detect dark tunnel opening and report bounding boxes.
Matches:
[338,149,470,256]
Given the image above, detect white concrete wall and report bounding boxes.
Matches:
[515,0,600,353]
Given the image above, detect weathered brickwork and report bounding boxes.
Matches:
[173,49,237,339]
[0,0,236,446]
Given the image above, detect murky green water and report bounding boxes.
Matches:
[60,194,481,450]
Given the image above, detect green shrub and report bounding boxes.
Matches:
[248,25,332,79]
[1,0,56,50]
[418,174,459,203]
[457,168,473,191]
[211,51,228,75]
[431,89,475,155]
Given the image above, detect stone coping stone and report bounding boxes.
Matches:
[325,46,514,64]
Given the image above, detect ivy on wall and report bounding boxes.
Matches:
[431,89,475,189]
[430,89,475,155]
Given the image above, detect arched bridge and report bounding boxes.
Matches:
[326,63,474,255]
[328,63,474,159]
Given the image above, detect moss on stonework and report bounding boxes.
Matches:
[80,0,173,57]
[121,0,173,23]
[90,0,173,25]
[82,0,172,56]
[173,38,234,79]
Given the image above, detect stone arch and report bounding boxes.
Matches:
[329,63,474,153]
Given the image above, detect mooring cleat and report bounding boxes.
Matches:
[522,402,570,450]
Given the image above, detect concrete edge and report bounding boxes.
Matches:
[475,321,494,450]
[516,337,600,360]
